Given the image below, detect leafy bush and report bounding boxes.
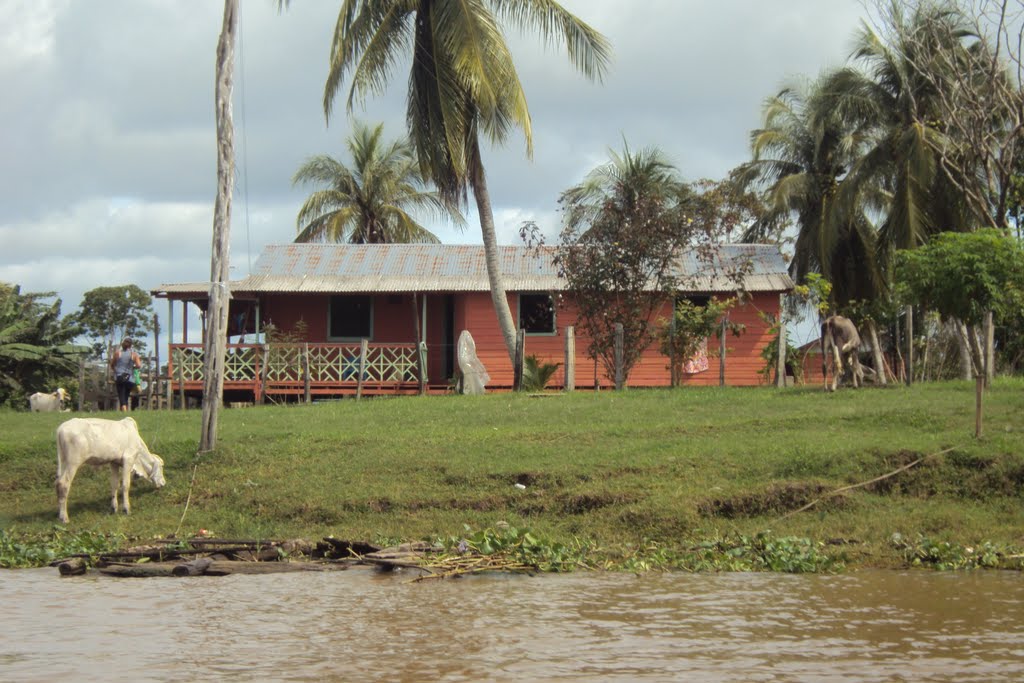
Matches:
[890,533,1022,570]
[618,532,844,573]
[521,355,561,391]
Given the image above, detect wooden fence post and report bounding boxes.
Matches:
[775,314,787,388]
[356,339,368,401]
[614,323,624,391]
[146,355,154,410]
[302,343,311,404]
[668,321,677,388]
[564,326,575,392]
[719,317,727,387]
[513,329,525,391]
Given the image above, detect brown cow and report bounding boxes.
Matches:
[821,315,863,392]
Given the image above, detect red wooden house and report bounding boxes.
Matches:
[151,243,793,401]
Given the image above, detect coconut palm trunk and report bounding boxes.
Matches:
[470,145,517,359]
[305,0,610,367]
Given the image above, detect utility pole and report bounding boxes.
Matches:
[199,0,237,452]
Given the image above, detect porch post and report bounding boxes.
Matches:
[167,300,174,409]
[182,300,188,344]
[421,294,427,345]
[255,299,261,342]
[420,294,428,393]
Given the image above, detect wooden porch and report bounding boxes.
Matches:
[168,342,450,403]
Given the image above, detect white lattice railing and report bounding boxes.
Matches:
[170,342,423,386]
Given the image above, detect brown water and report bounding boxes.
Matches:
[1,567,1022,682]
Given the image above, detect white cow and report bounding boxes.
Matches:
[29,388,70,412]
[56,417,166,524]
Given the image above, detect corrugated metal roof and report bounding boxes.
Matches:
[153,243,793,296]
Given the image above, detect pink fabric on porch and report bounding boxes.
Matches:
[682,339,709,374]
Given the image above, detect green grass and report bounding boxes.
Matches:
[2,380,1023,570]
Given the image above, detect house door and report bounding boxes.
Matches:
[442,295,455,380]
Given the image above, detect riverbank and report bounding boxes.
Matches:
[2,380,1023,571]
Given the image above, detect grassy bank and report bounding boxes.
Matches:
[2,380,1023,571]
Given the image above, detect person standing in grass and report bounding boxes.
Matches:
[110,337,141,412]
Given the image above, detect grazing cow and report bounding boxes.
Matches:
[55,417,166,524]
[821,315,864,392]
[29,388,70,412]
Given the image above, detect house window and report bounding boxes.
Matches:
[328,295,373,340]
[519,293,555,334]
[677,295,710,310]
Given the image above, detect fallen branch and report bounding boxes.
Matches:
[774,446,959,522]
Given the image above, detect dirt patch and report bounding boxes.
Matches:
[698,482,845,518]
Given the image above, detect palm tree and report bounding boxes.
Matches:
[738,79,883,309]
[0,283,83,408]
[292,121,463,244]
[560,141,686,236]
[317,0,611,362]
[816,3,980,382]
[821,2,977,261]
[738,78,890,383]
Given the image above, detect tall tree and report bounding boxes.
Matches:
[313,0,611,363]
[73,284,155,360]
[896,229,1024,435]
[200,0,237,453]
[737,79,883,310]
[293,121,462,243]
[879,0,1024,233]
[824,1,977,260]
[556,142,726,383]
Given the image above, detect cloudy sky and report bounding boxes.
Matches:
[1,0,871,346]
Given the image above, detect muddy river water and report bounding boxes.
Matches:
[1,567,1022,681]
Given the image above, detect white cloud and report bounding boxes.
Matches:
[0,0,869,343]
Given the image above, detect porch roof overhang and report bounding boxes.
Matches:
[152,243,794,299]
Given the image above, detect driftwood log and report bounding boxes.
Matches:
[99,560,356,578]
[54,537,437,579]
[57,557,87,576]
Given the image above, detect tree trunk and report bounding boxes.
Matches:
[957,321,973,380]
[614,323,625,390]
[469,145,518,364]
[956,321,985,378]
[904,305,913,386]
[199,0,237,453]
[865,319,887,386]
